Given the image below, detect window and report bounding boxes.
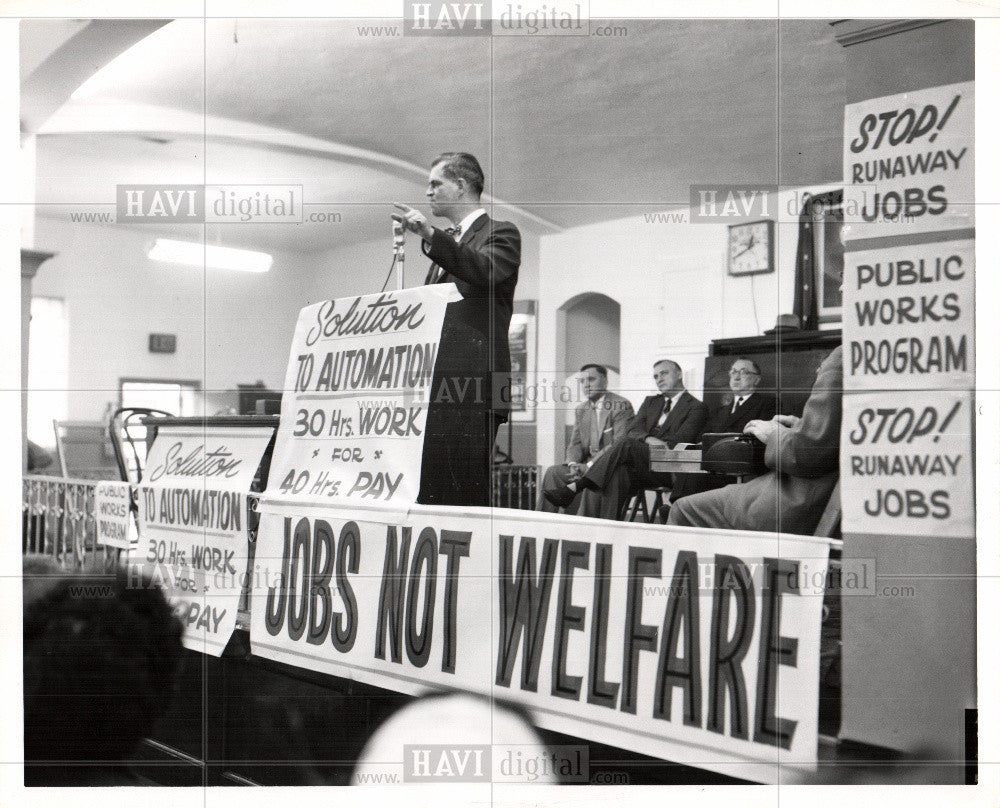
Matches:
[27,296,68,449]
[119,378,200,416]
[118,379,201,474]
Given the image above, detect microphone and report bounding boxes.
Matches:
[392,220,406,255]
[392,220,405,290]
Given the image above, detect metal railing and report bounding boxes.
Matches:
[25,467,539,572]
[22,475,105,568]
[491,464,539,510]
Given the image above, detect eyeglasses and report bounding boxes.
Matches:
[729,369,759,377]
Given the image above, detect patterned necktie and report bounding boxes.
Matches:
[656,396,672,427]
[425,226,462,285]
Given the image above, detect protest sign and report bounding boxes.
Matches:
[250,503,835,781]
[134,424,274,655]
[266,285,459,512]
[840,389,973,538]
[841,81,975,540]
[842,239,974,390]
[843,81,973,242]
[835,77,977,761]
[93,480,134,549]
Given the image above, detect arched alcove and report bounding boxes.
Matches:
[553,292,622,461]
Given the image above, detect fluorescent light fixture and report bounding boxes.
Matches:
[147,238,272,273]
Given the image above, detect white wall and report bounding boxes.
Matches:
[29,213,543,428]
[31,216,318,421]
[303,217,540,302]
[536,186,840,468]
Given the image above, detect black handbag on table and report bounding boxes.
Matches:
[698,432,767,477]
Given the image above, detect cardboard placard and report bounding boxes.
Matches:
[266,285,459,513]
[134,425,274,655]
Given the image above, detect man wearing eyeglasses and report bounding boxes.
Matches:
[667,347,842,535]
[669,358,776,505]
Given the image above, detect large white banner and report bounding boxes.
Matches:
[134,425,274,655]
[250,503,835,782]
[267,286,459,513]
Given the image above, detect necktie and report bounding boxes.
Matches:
[656,396,672,427]
[424,226,462,284]
[589,400,601,453]
[732,396,742,414]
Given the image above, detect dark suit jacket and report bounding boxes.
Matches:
[670,391,776,502]
[702,392,776,436]
[626,391,708,448]
[579,390,708,507]
[423,213,521,418]
[669,347,842,535]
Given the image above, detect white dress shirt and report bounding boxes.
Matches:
[454,207,486,241]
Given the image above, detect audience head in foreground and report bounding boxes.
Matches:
[23,566,185,784]
[352,691,557,785]
[22,553,63,610]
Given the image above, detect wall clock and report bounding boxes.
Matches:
[727,219,774,276]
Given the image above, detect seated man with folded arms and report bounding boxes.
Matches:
[537,363,634,517]
[667,347,842,535]
[545,359,708,520]
[668,357,776,509]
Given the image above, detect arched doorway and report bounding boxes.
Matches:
[554,293,622,462]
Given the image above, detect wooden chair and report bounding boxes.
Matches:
[622,486,671,523]
[814,479,841,539]
[52,420,121,480]
[108,407,173,483]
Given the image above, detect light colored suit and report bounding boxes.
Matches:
[565,391,634,464]
[538,391,634,515]
[576,389,709,520]
[668,347,841,535]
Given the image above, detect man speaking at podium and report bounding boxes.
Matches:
[393,153,521,506]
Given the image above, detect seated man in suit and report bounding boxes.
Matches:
[667,346,841,535]
[537,363,634,516]
[545,359,708,520]
[669,357,776,506]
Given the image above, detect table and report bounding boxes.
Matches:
[648,445,704,473]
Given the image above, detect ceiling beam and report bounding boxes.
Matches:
[21,19,171,132]
[40,100,563,233]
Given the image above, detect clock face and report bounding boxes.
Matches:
[728,220,773,275]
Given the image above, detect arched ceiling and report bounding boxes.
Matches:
[24,17,848,253]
